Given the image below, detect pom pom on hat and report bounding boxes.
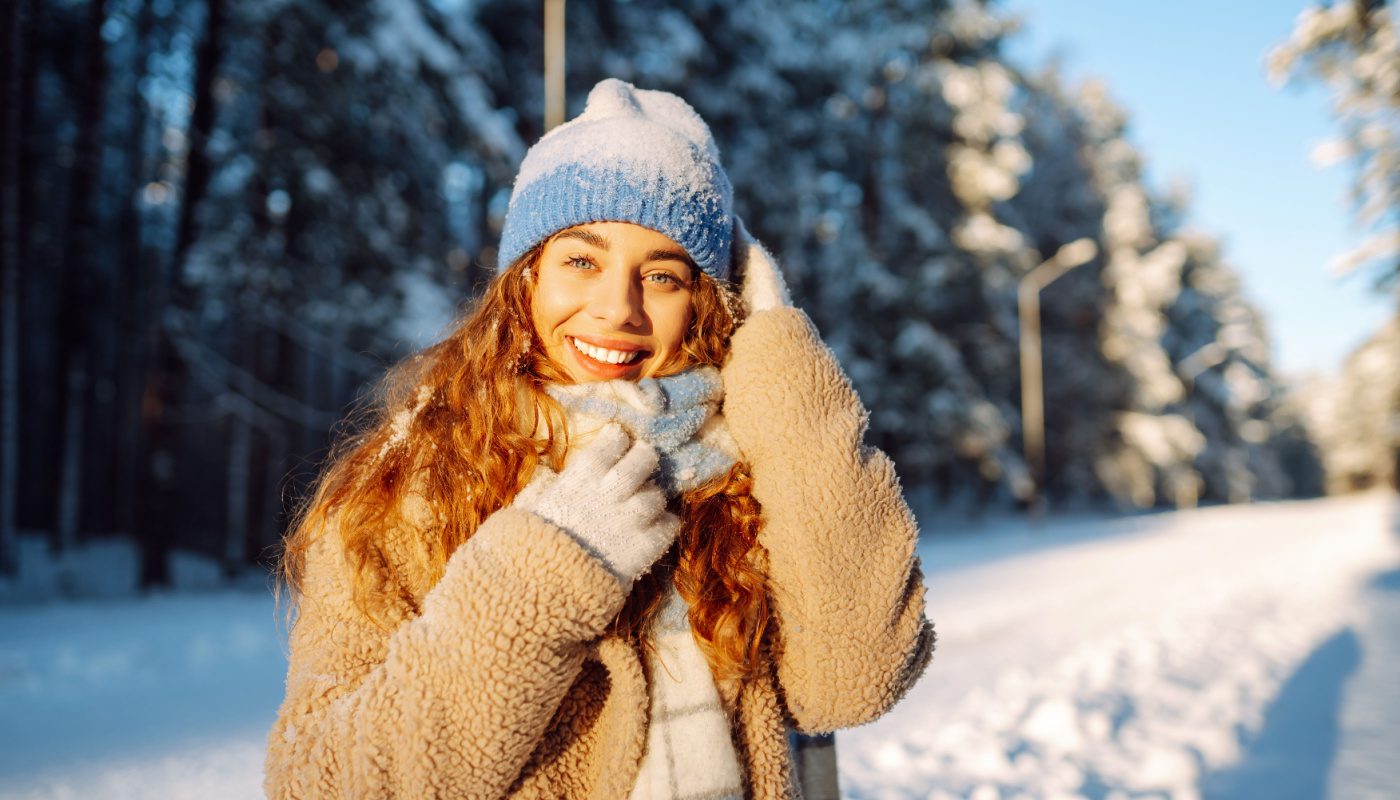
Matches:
[498,79,735,280]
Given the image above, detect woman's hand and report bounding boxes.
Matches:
[513,423,679,588]
[732,217,792,315]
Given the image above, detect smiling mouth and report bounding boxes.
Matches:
[568,336,649,365]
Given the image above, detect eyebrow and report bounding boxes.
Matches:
[555,228,610,249]
[554,230,696,277]
[645,248,695,269]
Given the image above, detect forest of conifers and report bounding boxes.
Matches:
[5,0,1381,586]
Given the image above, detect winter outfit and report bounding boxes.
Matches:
[265,79,934,799]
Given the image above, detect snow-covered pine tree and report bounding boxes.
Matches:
[1308,316,1400,492]
[1006,24,1311,508]
[1270,0,1400,293]
[157,0,527,574]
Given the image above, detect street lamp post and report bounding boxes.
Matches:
[1018,238,1098,514]
[544,0,566,131]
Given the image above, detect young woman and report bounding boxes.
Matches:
[265,78,934,799]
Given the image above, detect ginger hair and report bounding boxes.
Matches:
[277,238,770,683]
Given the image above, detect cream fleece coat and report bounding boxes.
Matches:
[264,307,937,798]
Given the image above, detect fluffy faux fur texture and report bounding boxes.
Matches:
[264,308,935,799]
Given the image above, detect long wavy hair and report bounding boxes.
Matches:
[278,240,771,683]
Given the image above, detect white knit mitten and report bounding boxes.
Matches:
[513,424,680,587]
[733,217,792,314]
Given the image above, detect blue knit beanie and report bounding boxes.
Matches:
[497,79,735,280]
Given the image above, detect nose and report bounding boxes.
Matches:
[586,265,645,329]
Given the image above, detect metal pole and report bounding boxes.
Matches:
[543,0,565,132]
[1019,280,1045,511]
[792,732,840,799]
[1018,238,1097,514]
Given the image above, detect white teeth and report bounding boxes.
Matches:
[571,337,641,365]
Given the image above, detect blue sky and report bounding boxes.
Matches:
[1002,0,1394,378]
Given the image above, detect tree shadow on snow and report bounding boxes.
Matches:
[1198,628,1361,800]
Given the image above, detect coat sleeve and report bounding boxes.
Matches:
[720,307,935,734]
[263,505,627,799]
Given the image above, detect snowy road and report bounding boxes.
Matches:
[1,493,1396,799]
[841,493,1400,799]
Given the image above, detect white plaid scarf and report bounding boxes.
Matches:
[546,369,745,799]
[627,584,745,800]
[540,372,750,795]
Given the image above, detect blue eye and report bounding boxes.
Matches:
[565,255,597,271]
[645,272,683,288]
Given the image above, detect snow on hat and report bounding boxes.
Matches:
[497,78,735,280]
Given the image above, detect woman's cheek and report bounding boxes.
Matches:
[652,294,693,349]
[531,282,578,342]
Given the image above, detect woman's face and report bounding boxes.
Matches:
[531,221,696,383]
